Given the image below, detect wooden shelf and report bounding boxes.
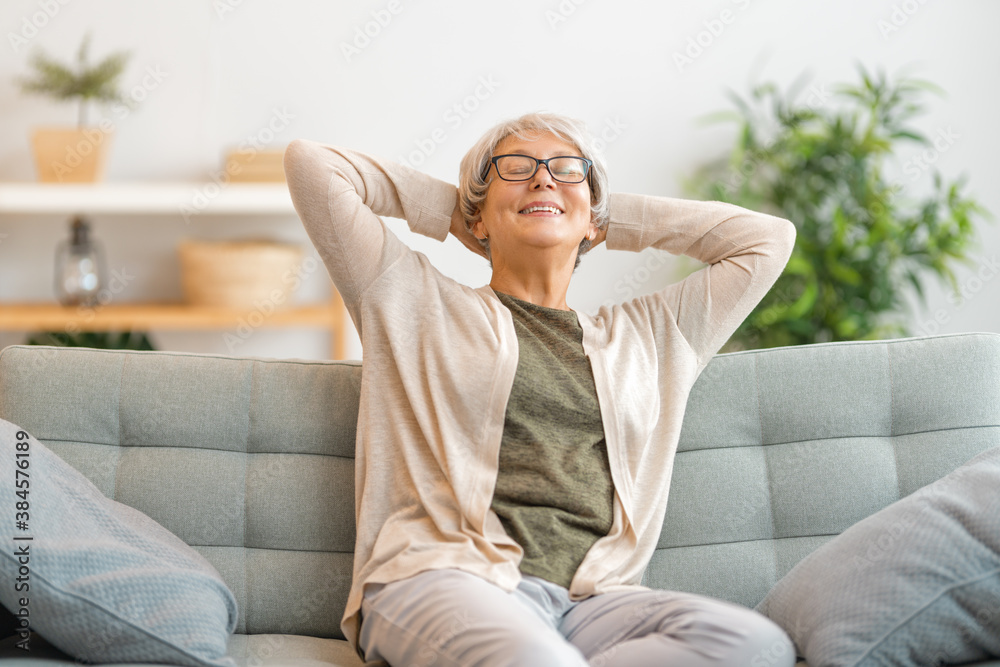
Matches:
[0,182,295,216]
[0,299,346,359]
[0,302,336,329]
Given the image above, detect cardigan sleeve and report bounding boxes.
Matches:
[283,139,458,309]
[604,192,796,364]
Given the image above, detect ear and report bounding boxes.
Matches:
[471,218,488,240]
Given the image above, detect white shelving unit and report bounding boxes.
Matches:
[0,182,345,359]
[0,182,295,215]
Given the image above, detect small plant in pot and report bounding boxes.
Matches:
[17,32,130,183]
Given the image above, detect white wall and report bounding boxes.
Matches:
[2,0,998,360]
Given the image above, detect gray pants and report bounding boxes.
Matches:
[359,569,795,667]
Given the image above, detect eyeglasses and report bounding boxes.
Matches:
[488,154,593,184]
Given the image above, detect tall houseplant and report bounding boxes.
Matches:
[688,67,988,350]
[17,33,130,182]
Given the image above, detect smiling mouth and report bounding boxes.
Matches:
[518,205,563,215]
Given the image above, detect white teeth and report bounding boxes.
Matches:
[519,206,562,214]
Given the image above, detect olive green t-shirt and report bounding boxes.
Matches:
[491,291,615,588]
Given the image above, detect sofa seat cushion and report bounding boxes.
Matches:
[758,446,1000,666]
[0,634,368,667]
[0,419,238,667]
[6,635,1000,667]
[227,634,367,666]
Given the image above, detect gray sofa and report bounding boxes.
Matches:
[0,332,998,666]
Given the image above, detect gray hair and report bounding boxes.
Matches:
[458,112,610,266]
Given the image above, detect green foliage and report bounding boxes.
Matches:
[17,33,130,127]
[25,331,155,351]
[688,66,989,350]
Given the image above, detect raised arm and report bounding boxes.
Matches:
[604,193,796,364]
[283,139,460,308]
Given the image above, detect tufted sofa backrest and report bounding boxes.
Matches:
[648,332,1000,608]
[1,333,998,638]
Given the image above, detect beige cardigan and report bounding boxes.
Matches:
[283,139,796,651]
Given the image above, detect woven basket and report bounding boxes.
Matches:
[178,240,303,309]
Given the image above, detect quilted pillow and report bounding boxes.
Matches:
[0,418,237,666]
[758,446,1000,666]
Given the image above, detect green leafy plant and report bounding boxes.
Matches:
[688,66,989,350]
[25,331,155,351]
[17,32,130,127]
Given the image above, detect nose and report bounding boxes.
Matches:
[530,162,557,188]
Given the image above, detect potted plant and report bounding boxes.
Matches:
[17,33,130,183]
[25,330,155,351]
[687,66,990,350]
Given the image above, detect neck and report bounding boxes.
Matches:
[488,247,577,310]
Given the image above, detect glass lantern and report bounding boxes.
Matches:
[55,216,107,307]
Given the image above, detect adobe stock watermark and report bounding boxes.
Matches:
[730,279,809,351]
[47,64,168,182]
[673,0,755,74]
[592,115,628,154]
[902,125,958,181]
[589,591,684,665]
[244,634,286,667]
[925,595,1000,666]
[715,83,833,197]
[7,0,72,53]
[877,0,931,40]
[79,598,155,660]
[213,0,246,19]
[598,250,670,312]
[340,0,404,63]
[281,577,351,633]
[545,0,589,31]
[850,459,984,574]
[180,107,295,223]
[850,500,933,573]
[914,253,999,337]
[414,610,474,667]
[65,266,136,330]
[28,263,136,366]
[222,255,319,352]
[397,75,501,169]
[589,589,792,666]
[749,637,794,667]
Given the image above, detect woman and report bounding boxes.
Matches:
[284,112,797,666]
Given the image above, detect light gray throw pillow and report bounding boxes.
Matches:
[0,418,237,666]
[758,446,1000,666]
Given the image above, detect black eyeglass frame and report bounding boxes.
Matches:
[487,154,594,184]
